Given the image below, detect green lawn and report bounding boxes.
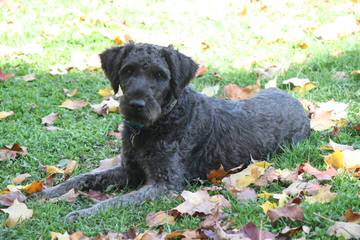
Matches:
[0,0,359,239]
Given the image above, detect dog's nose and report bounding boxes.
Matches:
[129,99,145,109]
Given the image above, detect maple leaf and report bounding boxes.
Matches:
[59,99,88,110]
[146,211,175,228]
[0,191,26,207]
[305,185,336,204]
[267,204,304,223]
[299,162,337,181]
[12,173,31,185]
[1,199,33,227]
[224,81,260,100]
[0,111,14,120]
[41,112,59,126]
[310,100,348,131]
[0,69,15,81]
[327,221,360,239]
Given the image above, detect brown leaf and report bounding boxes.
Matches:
[91,97,120,116]
[278,226,310,238]
[92,155,122,172]
[224,82,260,100]
[20,73,36,82]
[12,173,31,184]
[283,180,321,197]
[322,139,354,151]
[1,199,33,227]
[171,190,230,217]
[60,99,88,110]
[299,162,337,181]
[310,100,348,131]
[41,112,59,126]
[0,111,14,120]
[78,190,112,202]
[343,209,360,223]
[267,204,304,223]
[0,191,27,206]
[327,221,360,239]
[0,69,15,81]
[0,144,27,161]
[305,185,336,204]
[353,123,360,132]
[49,189,79,203]
[241,222,276,240]
[235,187,257,202]
[195,65,208,78]
[63,88,78,97]
[146,211,175,228]
[22,180,43,195]
[207,164,228,183]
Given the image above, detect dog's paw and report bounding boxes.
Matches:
[65,211,81,223]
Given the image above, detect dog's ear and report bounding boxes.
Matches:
[162,46,198,98]
[99,44,134,93]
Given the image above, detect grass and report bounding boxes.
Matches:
[0,0,360,239]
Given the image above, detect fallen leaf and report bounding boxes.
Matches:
[60,99,88,110]
[91,97,120,116]
[78,190,112,202]
[92,155,122,172]
[343,149,360,170]
[322,139,354,151]
[353,124,360,132]
[1,199,33,227]
[282,77,315,93]
[283,180,321,197]
[254,65,285,79]
[0,111,14,120]
[49,189,79,203]
[327,221,360,239]
[0,70,15,81]
[98,88,114,97]
[201,85,220,97]
[22,180,43,195]
[241,222,276,240]
[64,160,77,175]
[324,150,344,169]
[224,81,260,100]
[0,144,27,161]
[201,42,210,51]
[63,88,78,97]
[0,191,26,206]
[332,71,347,81]
[257,191,273,199]
[41,113,59,126]
[310,100,348,131]
[261,201,278,214]
[343,209,360,223]
[49,63,71,75]
[306,185,336,204]
[315,16,359,40]
[171,190,230,217]
[235,188,257,202]
[265,78,277,89]
[12,173,31,185]
[195,65,208,78]
[267,204,304,223]
[207,164,227,183]
[146,211,175,228]
[50,231,70,240]
[20,73,36,82]
[299,162,337,181]
[45,165,65,174]
[278,226,310,238]
[298,42,309,49]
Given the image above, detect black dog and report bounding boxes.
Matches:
[39,43,310,222]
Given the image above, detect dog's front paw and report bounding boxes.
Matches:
[65,210,81,223]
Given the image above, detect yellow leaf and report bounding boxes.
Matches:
[98,88,114,97]
[46,165,65,174]
[145,211,175,228]
[293,82,316,93]
[254,161,271,169]
[0,111,14,120]
[235,175,256,189]
[64,160,77,175]
[298,42,309,49]
[306,185,336,204]
[257,191,273,199]
[324,150,344,169]
[261,201,277,213]
[50,231,70,240]
[1,199,33,227]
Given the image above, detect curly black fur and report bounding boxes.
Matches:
[38,43,310,222]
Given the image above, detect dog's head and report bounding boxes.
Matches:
[100,43,198,127]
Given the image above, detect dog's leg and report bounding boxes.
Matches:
[65,183,169,222]
[37,165,128,199]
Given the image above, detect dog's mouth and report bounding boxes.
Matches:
[120,97,161,127]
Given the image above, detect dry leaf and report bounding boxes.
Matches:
[324,150,344,169]
[0,191,26,206]
[49,189,79,203]
[20,73,36,82]
[22,180,43,195]
[92,155,122,172]
[78,190,112,202]
[343,209,360,223]
[91,97,120,116]
[278,226,310,238]
[282,77,315,93]
[201,85,220,97]
[49,63,70,75]
[171,190,230,217]
[298,42,309,49]
[224,82,260,100]
[1,199,33,227]
[64,160,77,175]
[283,180,321,197]
[195,65,208,78]
[267,204,304,223]
[45,165,65,174]
[41,113,59,126]
[0,70,15,81]
[207,164,227,183]
[235,188,257,203]
[265,78,277,89]
[12,173,31,185]
[98,88,114,97]
[322,139,354,151]
[146,211,175,228]
[0,111,14,120]
[63,88,78,97]
[60,99,88,110]
[299,162,337,181]
[327,221,360,239]
[305,185,336,204]
[261,201,278,214]
[310,100,348,131]
[0,144,27,161]
[50,231,70,240]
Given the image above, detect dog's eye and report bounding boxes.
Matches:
[154,71,166,80]
[121,67,134,76]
